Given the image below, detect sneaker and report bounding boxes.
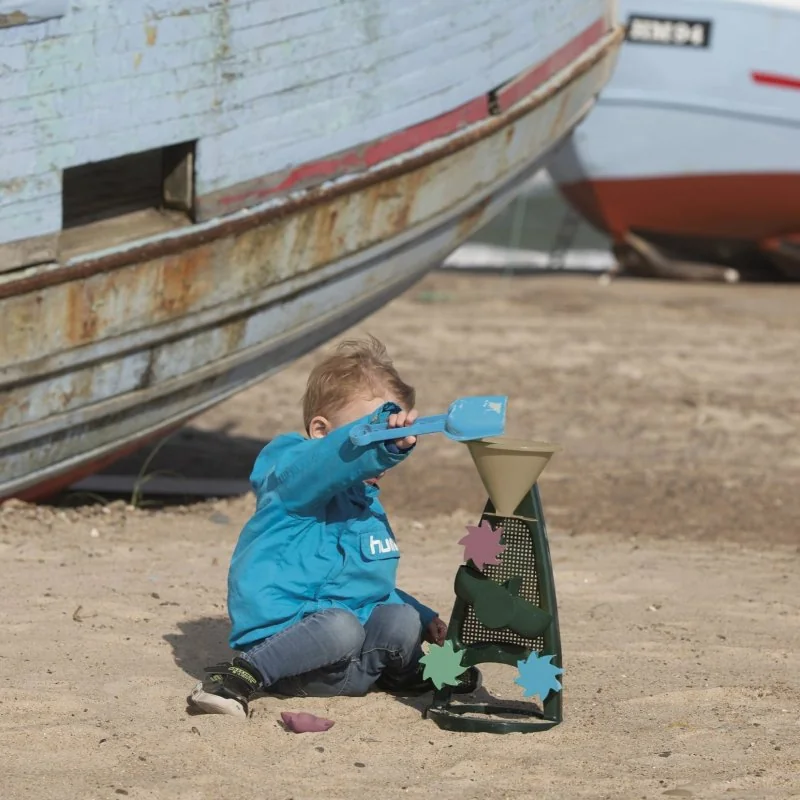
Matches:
[186,658,263,719]
[376,664,482,696]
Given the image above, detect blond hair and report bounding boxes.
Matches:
[302,335,415,431]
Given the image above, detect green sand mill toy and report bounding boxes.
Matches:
[422,437,563,734]
[351,397,563,733]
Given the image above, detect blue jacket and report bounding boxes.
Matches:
[227,402,437,650]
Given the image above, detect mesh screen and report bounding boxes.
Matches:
[460,516,545,651]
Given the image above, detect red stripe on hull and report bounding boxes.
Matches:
[496,19,607,113]
[752,71,800,91]
[559,173,800,242]
[216,18,608,211]
[217,97,489,209]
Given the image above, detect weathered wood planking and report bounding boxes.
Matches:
[0,23,623,498]
[0,0,623,498]
[0,0,608,249]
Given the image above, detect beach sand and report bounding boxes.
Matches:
[1,273,798,799]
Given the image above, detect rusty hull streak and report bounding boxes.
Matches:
[66,280,101,344]
[547,91,572,143]
[0,11,28,26]
[156,246,213,318]
[58,245,213,353]
[0,26,622,302]
[3,160,437,373]
[456,196,492,241]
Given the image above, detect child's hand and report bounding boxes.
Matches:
[424,616,447,645]
[387,408,418,451]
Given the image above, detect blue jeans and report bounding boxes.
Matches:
[241,604,424,697]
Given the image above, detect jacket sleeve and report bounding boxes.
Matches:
[395,588,438,627]
[273,402,413,513]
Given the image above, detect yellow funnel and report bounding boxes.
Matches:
[466,437,558,517]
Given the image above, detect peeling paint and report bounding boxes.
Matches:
[0,177,27,194]
[0,0,67,27]
[0,11,28,27]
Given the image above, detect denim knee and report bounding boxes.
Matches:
[370,603,423,652]
[322,609,366,661]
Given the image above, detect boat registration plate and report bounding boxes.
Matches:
[626,15,712,48]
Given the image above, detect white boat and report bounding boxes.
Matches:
[0,0,622,500]
[547,0,800,279]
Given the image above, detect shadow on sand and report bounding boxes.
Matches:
[54,425,266,508]
[163,616,235,681]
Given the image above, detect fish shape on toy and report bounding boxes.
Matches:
[454,566,552,639]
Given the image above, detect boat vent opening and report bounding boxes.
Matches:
[60,141,196,260]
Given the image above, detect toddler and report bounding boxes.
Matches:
[189,336,479,717]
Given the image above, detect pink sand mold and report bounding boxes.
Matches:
[280,711,335,733]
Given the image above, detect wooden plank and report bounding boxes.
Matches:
[163,143,196,214]
[58,207,191,261]
[616,233,740,284]
[0,232,58,273]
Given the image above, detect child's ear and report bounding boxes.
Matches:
[308,415,332,439]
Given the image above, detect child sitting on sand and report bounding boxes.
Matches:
[189,336,479,718]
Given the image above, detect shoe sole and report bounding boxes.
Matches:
[379,668,483,697]
[187,682,247,719]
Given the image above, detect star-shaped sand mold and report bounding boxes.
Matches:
[458,520,506,570]
[514,652,563,700]
[419,640,467,690]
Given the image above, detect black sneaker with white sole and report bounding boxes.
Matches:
[375,664,482,696]
[187,658,263,719]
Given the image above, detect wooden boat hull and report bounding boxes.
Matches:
[0,3,622,500]
[547,0,800,279]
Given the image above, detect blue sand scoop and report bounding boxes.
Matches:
[349,395,508,446]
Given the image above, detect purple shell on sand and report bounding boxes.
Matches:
[280,711,335,733]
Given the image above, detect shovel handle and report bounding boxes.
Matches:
[349,415,446,445]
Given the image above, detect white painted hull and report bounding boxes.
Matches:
[0,1,622,499]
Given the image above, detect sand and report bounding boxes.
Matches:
[1,273,799,800]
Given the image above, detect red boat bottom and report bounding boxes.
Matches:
[559,172,800,242]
